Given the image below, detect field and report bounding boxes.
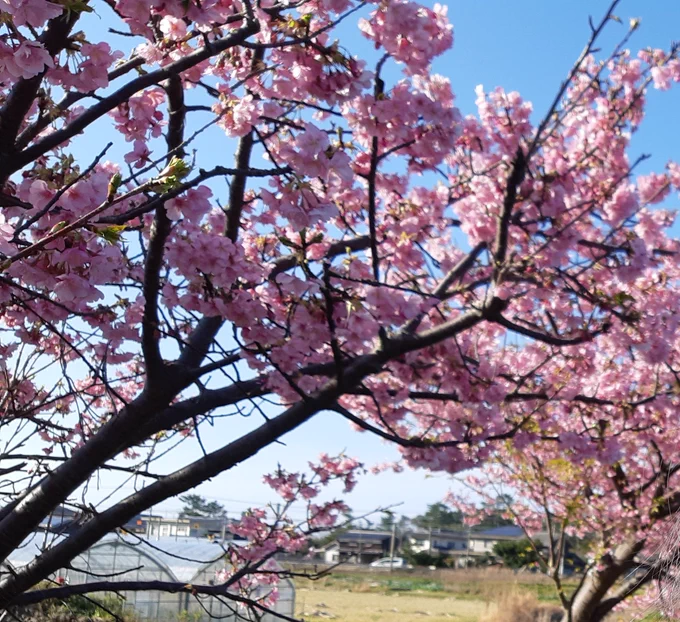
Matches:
[292,568,562,622]
[296,587,489,622]
[291,567,662,622]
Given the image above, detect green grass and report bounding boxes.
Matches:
[383,579,444,592]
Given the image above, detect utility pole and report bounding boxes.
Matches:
[146,508,153,539]
[464,525,470,568]
[389,521,397,572]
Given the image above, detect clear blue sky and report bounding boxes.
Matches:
[78,0,680,522]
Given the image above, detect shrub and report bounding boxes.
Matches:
[480,590,563,622]
[16,592,138,622]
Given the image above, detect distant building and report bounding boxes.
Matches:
[404,526,526,566]
[37,506,232,542]
[37,505,80,535]
[532,531,587,575]
[321,530,394,564]
[145,515,232,540]
[476,526,525,538]
[122,514,157,535]
[406,529,468,555]
[468,526,525,555]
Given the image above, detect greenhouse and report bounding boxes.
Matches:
[7,534,295,622]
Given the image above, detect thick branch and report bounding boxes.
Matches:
[175,42,261,372]
[0,290,491,602]
[0,351,386,606]
[0,9,81,169]
[568,538,644,622]
[592,564,664,620]
[176,130,256,371]
[0,377,187,571]
[141,75,185,383]
[493,148,526,273]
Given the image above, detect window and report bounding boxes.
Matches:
[160,525,170,537]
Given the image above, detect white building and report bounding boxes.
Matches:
[407,529,468,555]
[468,526,525,555]
[145,515,234,540]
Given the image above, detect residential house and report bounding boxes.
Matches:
[321,530,393,564]
[532,530,587,575]
[404,526,524,566]
[121,514,158,535]
[146,515,232,540]
[406,529,468,556]
[468,526,525,557]
[38,505,154,537]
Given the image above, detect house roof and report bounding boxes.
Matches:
[38,516,77,530]
[153,516,228,525]
[337,530,391,543]
[474,526,524,539]
[408,529,467,539]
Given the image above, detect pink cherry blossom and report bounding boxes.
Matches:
[6,41,53,79]
[0,0,62,26]
[159,15,188,41]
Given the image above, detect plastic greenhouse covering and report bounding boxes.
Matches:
[6,534,295,622]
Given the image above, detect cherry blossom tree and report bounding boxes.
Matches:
[451,412,680,622]
[0,0,679,618]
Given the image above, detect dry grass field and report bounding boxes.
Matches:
[292,568,560,622]
[296,587,489,622]
[289,567,664,622]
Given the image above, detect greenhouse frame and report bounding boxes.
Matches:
[6,534,295,622]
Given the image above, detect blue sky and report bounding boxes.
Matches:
[74,0,680,522]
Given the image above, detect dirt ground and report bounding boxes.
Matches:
[295,587,493,622]
[294,586,657,622]
[289,568,660,622]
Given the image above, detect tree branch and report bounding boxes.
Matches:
[488,308,610,346]
[0,8,82,172]
[493,147,526,274]
[0,21,260,178]
[141,75,185,384]
[9,580,297,621]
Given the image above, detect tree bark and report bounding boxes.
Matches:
[563,539,643,622]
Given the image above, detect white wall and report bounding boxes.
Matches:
[469,538,496,553]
